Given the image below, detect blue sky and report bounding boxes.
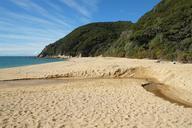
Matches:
[0,0,160,56]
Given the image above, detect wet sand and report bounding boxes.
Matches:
[142,83,192,108]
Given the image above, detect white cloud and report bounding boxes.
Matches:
[44,0,64,13]
[61,0,90,17]
[10,0,48,15]
[60,0,100,18]
[0,43,46,56]
[0,7,71,44]
[0,6,71,29]
[0,0,100,56]
[81,0,99,11]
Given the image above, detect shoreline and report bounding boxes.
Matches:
[1,57,192,104]
[1,57,192,127]
[0,56,65,69]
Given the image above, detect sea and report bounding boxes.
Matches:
[0,56,63,69]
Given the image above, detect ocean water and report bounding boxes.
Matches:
[0,56,63,69]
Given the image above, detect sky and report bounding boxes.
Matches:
[0,0,160,56]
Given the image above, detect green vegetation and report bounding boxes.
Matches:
[39,0,192,63]
[39,21,133,57]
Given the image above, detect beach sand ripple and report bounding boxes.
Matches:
[1,79,192,128]
[0,57,192,127]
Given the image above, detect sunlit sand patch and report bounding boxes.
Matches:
[0,57,192,127]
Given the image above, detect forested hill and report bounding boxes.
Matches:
[39,0,192,63]
[38,21,133,57]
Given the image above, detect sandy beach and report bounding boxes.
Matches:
[0,57,192,128]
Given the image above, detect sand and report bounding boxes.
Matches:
[0,57,192,128]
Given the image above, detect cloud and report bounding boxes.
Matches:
[9,0,48,15]
[60,0,100,18]
[61,0,90,17]
[0,24,68,38]
[0,43,46,56]
[0,34,51,41]
[0,7,72,41]
[0,4,71,29]
[0,0,100,56]
[44,0,64,13]
[81,0,99,11]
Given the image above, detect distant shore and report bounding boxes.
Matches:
[37,54,72,59]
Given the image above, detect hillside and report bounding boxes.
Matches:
[38,21,133,57]
[107,0,192,62]
[39,0,192,63]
